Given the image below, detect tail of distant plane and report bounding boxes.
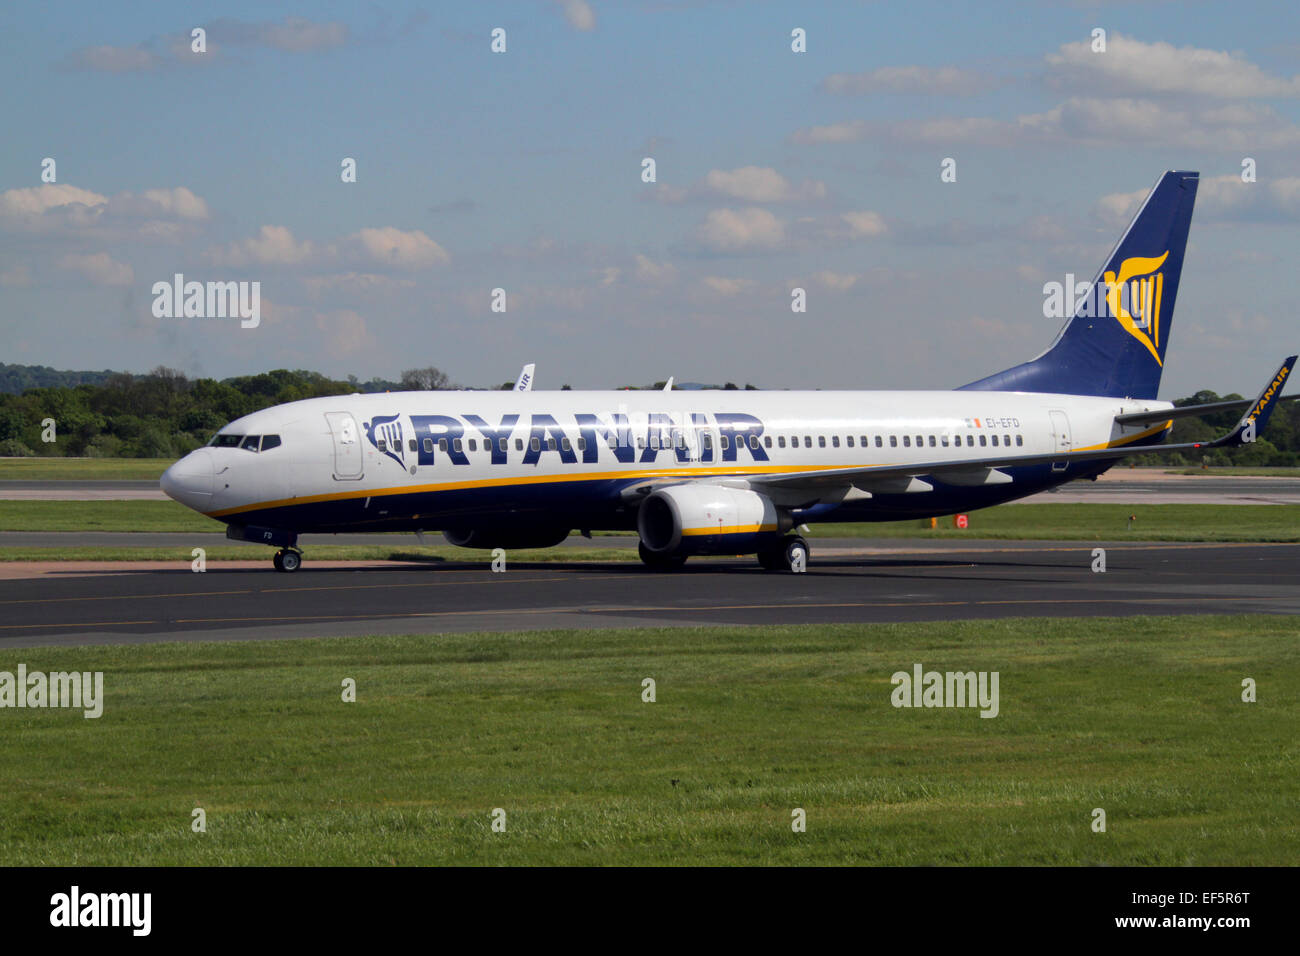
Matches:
[960,170,1199,400]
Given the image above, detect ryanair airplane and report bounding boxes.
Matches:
[162,170,1295,572]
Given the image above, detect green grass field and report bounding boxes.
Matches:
[0,457,174,480]
[3,500,1299,541]
[0,615,1293,865]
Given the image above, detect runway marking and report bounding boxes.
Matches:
[0,620,156,630]
[0,573,589,607]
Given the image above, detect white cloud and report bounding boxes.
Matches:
[790,120,869,144]
[1047,34,1300,99]
[701,166,826,203]
[812,270,859,291]
[555,0,596,32]
[823,66,996,96]
[695,208,784,251]
[0,184,107,219]
[701,276,755,296]
[349,227,449,269]
[302,272,417,297]
[830,98,1300,152]
[60,252,133,286]
[207,225,316,266]
[840,210,887,238]
[0,183,210,241]
[634,254,677,282]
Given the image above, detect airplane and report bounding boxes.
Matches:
[161,170,1297,573]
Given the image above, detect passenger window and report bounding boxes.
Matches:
[607,436,617,450]
[818,436,826,448]
[846,436,854,448]
[260,435,281,451]
[803,436,812,448]
[577,437,586,452]
[453,438,463,452]
[979,435,987,447]
[438,438,448,452]
[749,435,758,450]
[530,437,540,452]
[860,436,868,446]
[720,436,729,450]
[875,436,882,448]
[928,436,936,447]
[1004,434,1010,446]
[890,436,898,447]
[241,435,260,451]
[468,439,477,451]
[376,439,386,452]
[561,437,571,452]
[703,434,713,450]
[1016,435,1023,446]
[903,436,911,447]
[778,436,786,448]
[637,436,645,449]
[966,435,974,447]
[832,436,840,448]
[915,435,923,447]
[516,438,524,451]
[941,436,949,447]
[991,435,999,446]
[499,438,508,452]
[546,437,556,451]
[409,439,417,452]
[764,436,772,448]
[423,438,434,454]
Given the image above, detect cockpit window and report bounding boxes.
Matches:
[261,435,281,451]
[240,435,261,451]
[211,434,243,448]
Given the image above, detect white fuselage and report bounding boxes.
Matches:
[160,389,1172,536]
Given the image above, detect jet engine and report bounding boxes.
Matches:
[637,483,790,556]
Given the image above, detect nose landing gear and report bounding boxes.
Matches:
[272,549,303,573]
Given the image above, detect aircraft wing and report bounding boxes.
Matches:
[750,356,1296,494]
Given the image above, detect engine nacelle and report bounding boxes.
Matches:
[442,526,570,550]
[637,484,790,556]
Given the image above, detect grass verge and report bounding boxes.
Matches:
[0,615,1293,865]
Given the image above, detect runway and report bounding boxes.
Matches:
[2,541,1296,648]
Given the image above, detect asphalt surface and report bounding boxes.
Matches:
[2,541,1296,648]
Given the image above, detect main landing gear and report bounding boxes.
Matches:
[272,548,303,573]
[757,535,809,573]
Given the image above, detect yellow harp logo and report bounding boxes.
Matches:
[1104,251,1169,366]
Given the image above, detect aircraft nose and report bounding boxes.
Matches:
[160,449,215,509]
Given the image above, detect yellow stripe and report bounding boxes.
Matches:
[681,523,777,536]
[207,420,1174,519]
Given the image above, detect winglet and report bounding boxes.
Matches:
[663,377,674,391]
[514,363,535,391]
[1209,355,1296,448]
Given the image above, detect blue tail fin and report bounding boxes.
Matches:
[960,170,1198,399]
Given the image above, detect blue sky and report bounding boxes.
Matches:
[1,1,1298,395]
